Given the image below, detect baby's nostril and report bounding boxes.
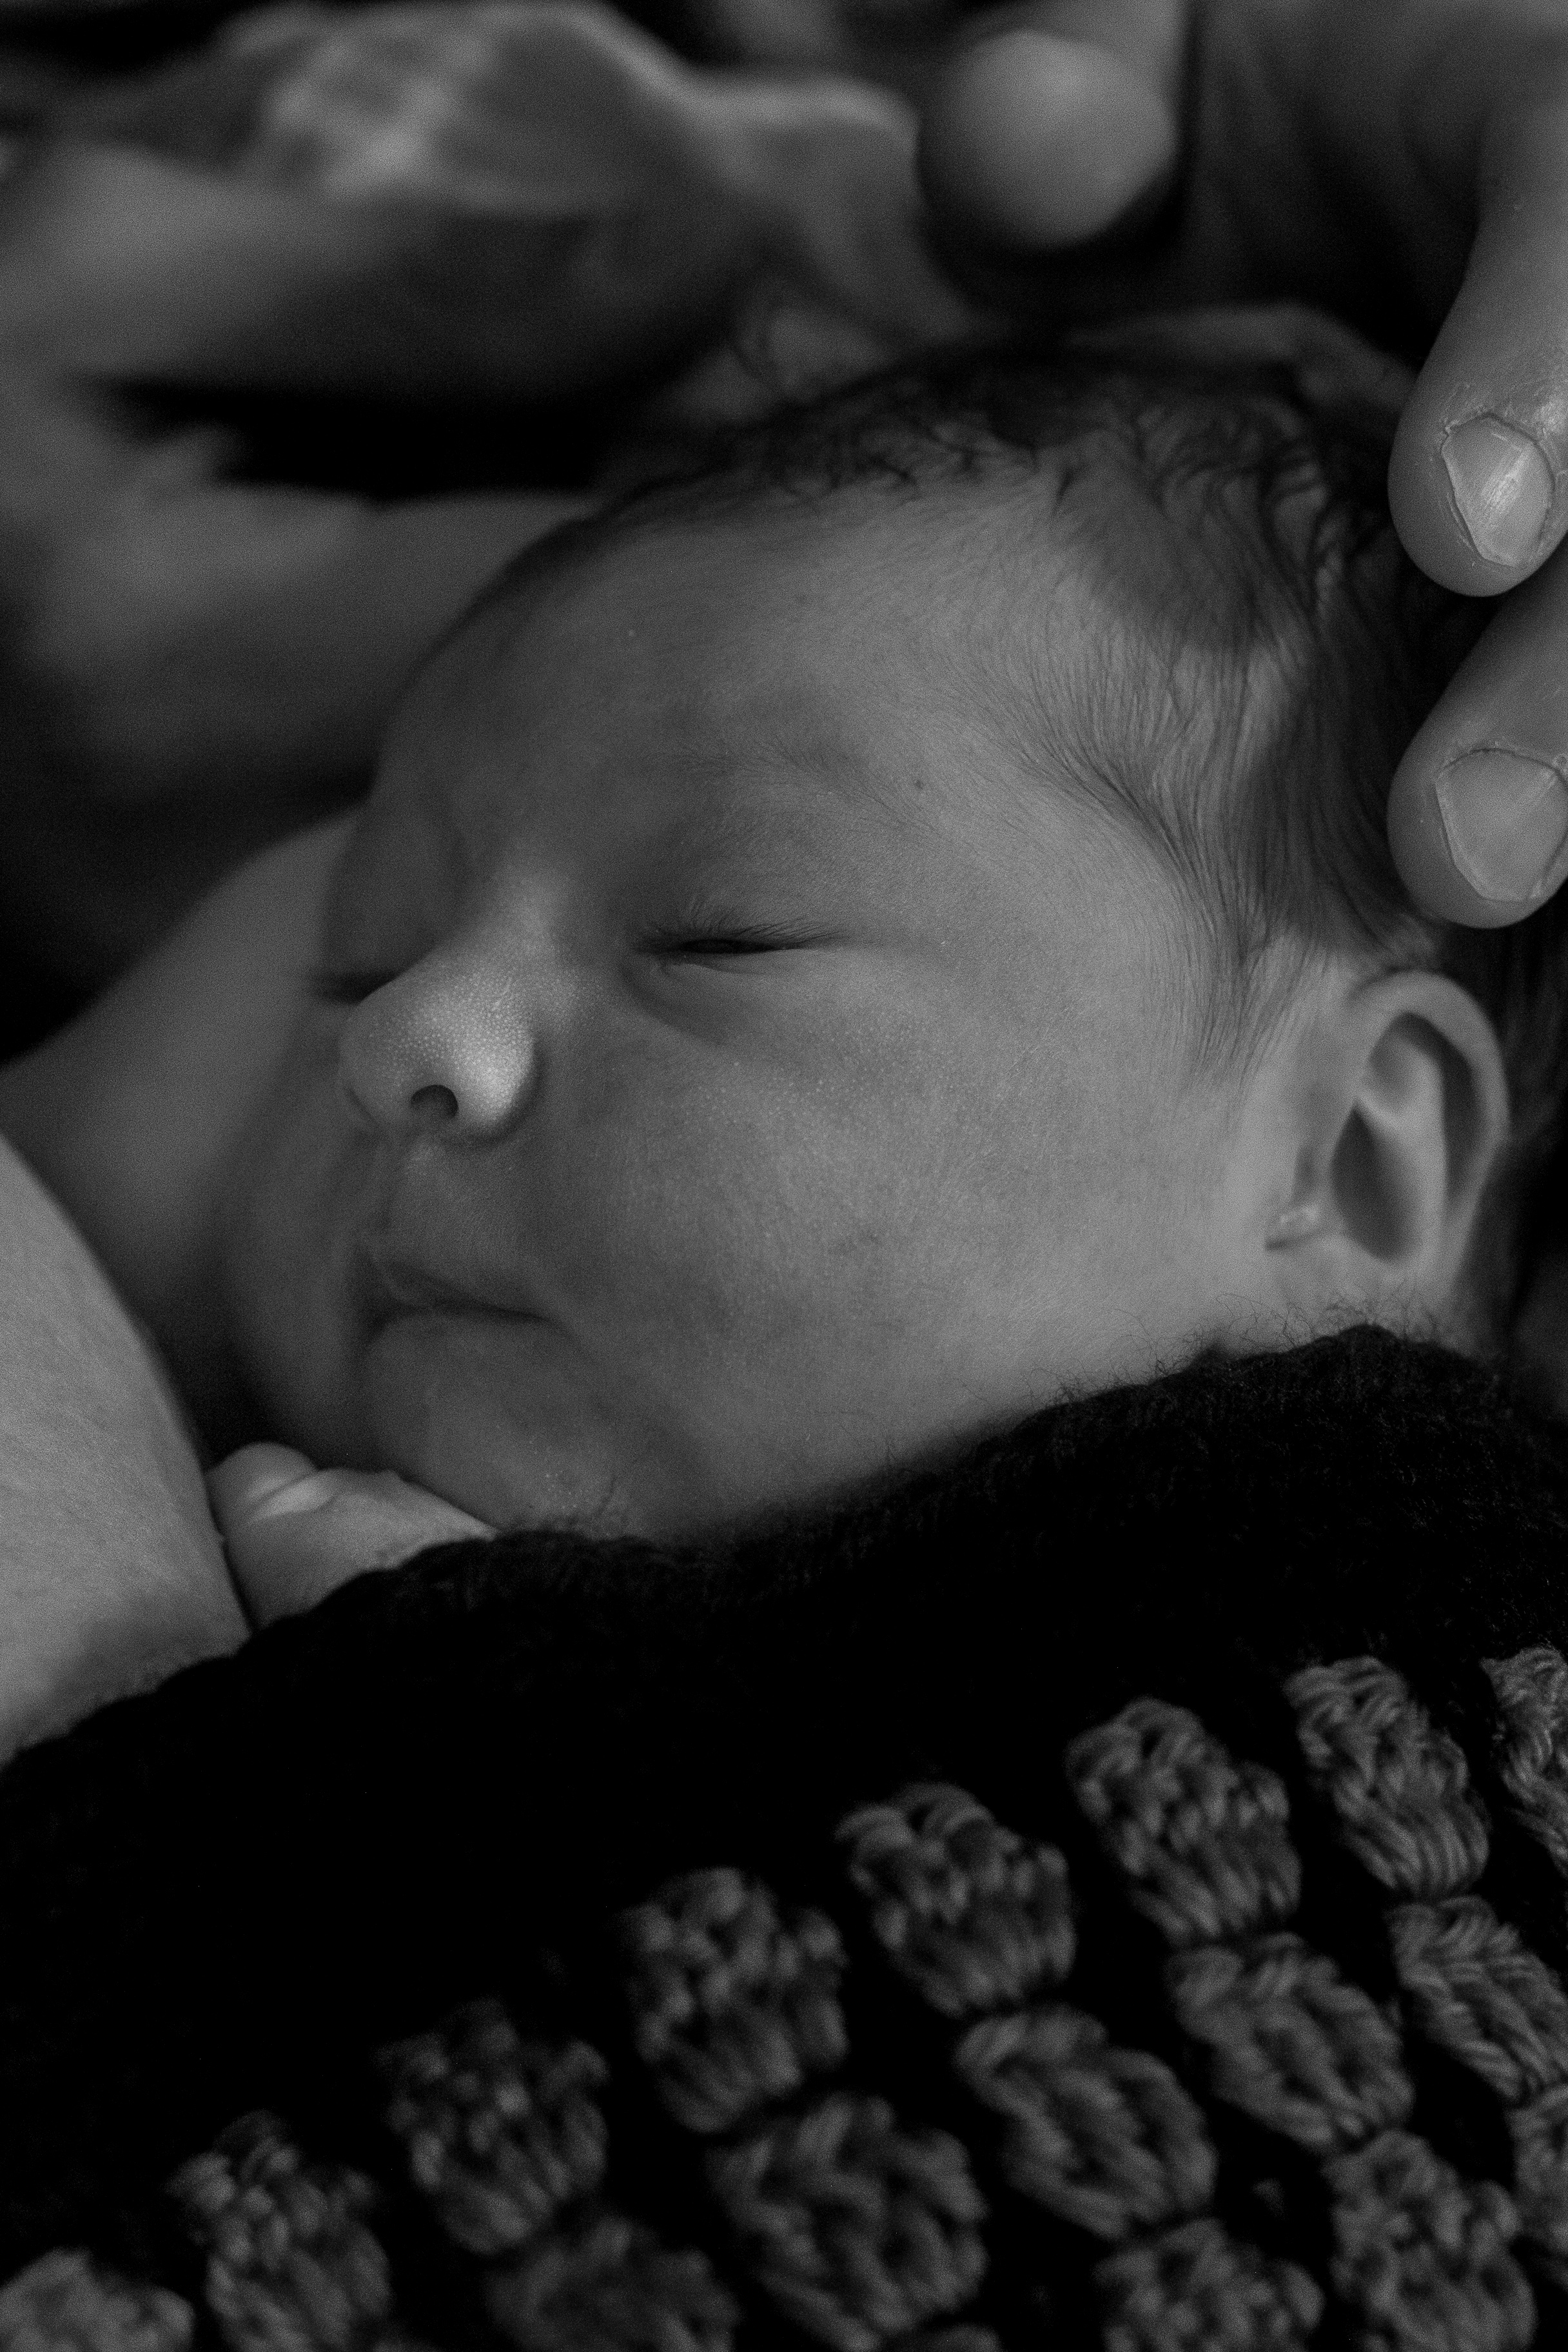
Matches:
[409,1083,460,1126]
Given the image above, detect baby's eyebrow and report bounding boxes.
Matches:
[654,725,883,863]
[653,789,869,894]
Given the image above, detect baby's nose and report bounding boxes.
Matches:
[337,958,535,1142]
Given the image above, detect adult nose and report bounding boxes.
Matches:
[337,950,536,1142]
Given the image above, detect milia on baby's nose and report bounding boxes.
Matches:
[337,957,537,1143]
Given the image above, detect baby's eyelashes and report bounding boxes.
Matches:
[643,917,824,963]
[307,924,825,1019]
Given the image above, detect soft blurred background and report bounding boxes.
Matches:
[0,0,983,1052]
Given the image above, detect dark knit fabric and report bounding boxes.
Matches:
[7,1326,1568,2349]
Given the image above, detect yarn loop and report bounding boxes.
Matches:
[704,2092,988,2352]
[1164,1933,1413,2153]
[1289,1660,1490,1901]
[170,2114,393,2352]
[379,2001,609,2257]
[1095,2217,1323,2352]
[1326,2128,1534,2351]
[620,1871,848,2134]
[0,2249,193,2352]
[954,2006,1215,2240]
[484,2212,738,2352]
[1066,1701,1300,1946]
[837,1785,1075,2019]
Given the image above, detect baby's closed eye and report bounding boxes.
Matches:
[644,917,825,963]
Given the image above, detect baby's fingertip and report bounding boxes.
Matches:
[206,1443,322,1534]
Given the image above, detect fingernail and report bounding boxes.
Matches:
[1442,416,1554,567]
[206,1444,319,1525]
[1435,750,1568,902]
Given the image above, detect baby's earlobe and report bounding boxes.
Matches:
[1266,1200,1326,1248]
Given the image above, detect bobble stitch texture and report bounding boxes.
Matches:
[0,2250,194,2352]
[1388,1899,1568,2106]
[704,2092,987,2352]
[484,2212,738,2352]
[1326,2129,1534,2351]
[1095,2217,1323,2352]
[953,2007,1215,2242]
[1064,1701,1300,1945]
[1511,2084,1568,2284]
[378,2000,609,2257]
[620,1870,848,2134]
[1486,1649,1568,1883]
[1289,1660,1490,1901]
[1165,1932,1413,2154]
[170,2113,393,2352]
[836,1786,1074,2019]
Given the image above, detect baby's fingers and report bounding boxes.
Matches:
[1389,554,1568,924]
[208,1444,493,1627]
[918,0,1187,251]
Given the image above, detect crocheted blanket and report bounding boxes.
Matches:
[6,1324,1568,2352]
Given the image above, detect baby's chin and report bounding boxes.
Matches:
[359,1311,675,1538]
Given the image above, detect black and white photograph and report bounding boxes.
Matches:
[1,4,1567,2345]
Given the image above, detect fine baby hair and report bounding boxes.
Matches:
[504,312,1568,1342]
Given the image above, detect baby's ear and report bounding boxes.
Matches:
[1264,970,1509,1337]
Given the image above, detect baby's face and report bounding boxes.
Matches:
[220,502,1252,1536]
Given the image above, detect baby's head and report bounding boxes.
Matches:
[220,320,1568,1536]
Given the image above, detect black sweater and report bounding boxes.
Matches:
[5,1325,1568,2351]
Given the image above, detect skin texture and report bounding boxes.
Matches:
[6,0,1563,1690]
[207,1444,491,1625]
[0,483,1508,1643]
[918,0,1568,926]
[5,0,1568,978]
[207,496,1503,1541]
[0,1135,244,1751]
[216,506,1231,1534]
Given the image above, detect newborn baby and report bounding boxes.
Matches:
[7,321,1566,1549]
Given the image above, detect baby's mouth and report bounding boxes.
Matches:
[355,1241,487,1329]
[353,1226,554,1339]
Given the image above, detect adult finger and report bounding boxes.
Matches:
[917,0,1188,251]
[208,1444,493,1626]
[1389,553,1568,924]
[1390,46,1568,596]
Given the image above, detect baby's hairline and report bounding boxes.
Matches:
[418,335,1568,1340]
[431,406,1454,1063]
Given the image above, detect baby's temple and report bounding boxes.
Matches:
[5,5,1568,2347]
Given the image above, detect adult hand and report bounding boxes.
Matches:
[0,1136,245,1759]
[917,0,1568,928]
[0,360,580,985]
[2,3,965,403]
[209,1445,493,1625]
[0,3,972,983]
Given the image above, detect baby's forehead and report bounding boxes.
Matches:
[384,488,1083,832]
[342,495,1144,974]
